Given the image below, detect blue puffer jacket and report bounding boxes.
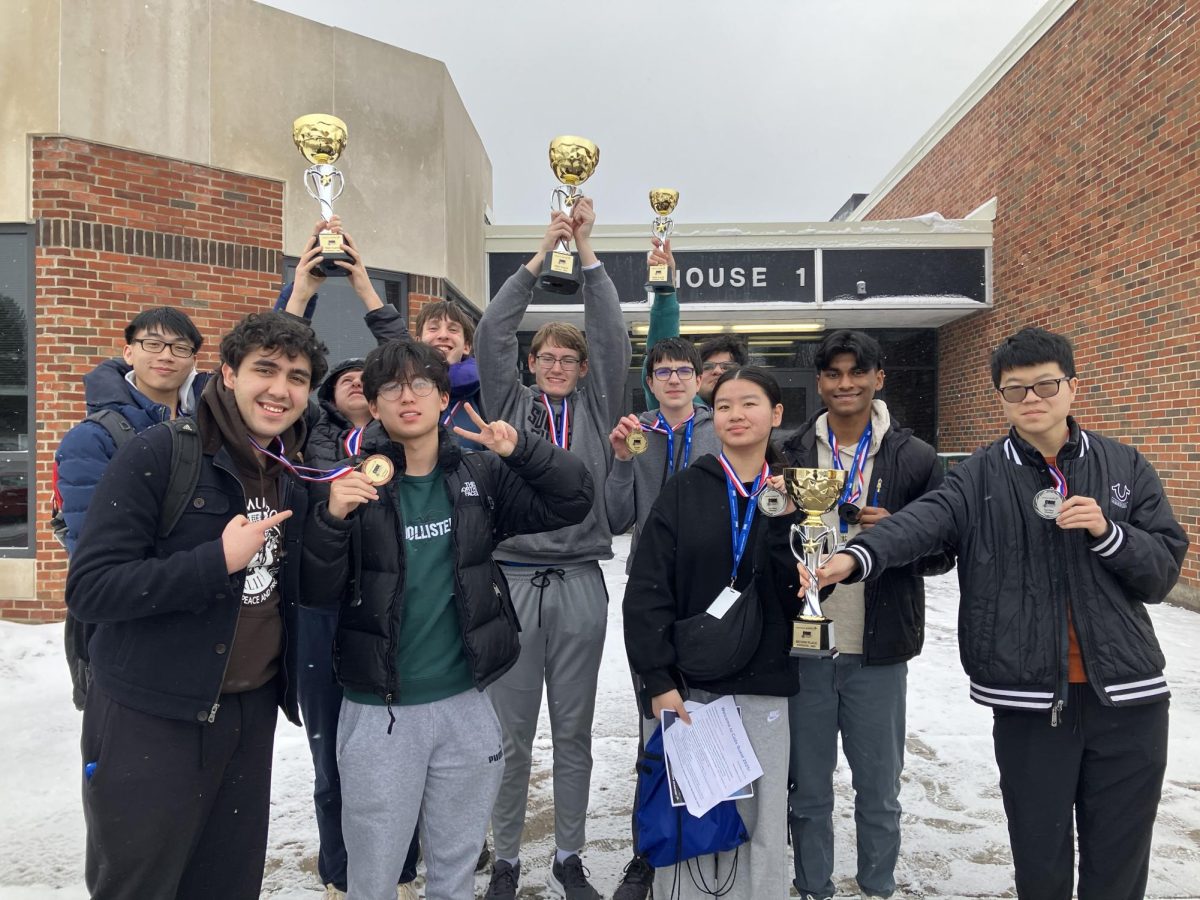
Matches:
[54,359,208,555]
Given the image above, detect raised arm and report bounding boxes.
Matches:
[642,238,679,410]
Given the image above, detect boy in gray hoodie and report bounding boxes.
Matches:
[476,198,631,900]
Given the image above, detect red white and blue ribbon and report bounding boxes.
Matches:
[829,423,873,507]
[343,426,364,458]
[717,453,771,586]
[441,401,462,427]
[1046,461,1068,497]
[249,434,356,483]
[542,394,570,449]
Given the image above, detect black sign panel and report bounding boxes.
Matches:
[822,249,986,302]
[489,250,816,305]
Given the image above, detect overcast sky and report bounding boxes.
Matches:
[260,0,1048,225]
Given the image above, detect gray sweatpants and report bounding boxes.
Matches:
[648,690,792,900]
[488,560,608,859]
[337,690,504,900]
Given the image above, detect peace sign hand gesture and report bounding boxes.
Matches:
[452,403,519,457]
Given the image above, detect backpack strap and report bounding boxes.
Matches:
[85,409,135,450]
[158,417,203,539]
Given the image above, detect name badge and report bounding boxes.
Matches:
[706,586,741,620]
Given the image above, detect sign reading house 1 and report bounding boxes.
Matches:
[487,248,988,306]
[488,250,816,305]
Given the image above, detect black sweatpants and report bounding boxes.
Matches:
[81,679,280,900]
[992,685,1168,900]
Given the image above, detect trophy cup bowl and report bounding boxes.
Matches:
[539,136,600,296]
[646,188,680,294]
[782,468,847,658]
[293,114,351,276]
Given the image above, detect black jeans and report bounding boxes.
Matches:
[297,608,419,889]
[992,685,1168,900]
[81,679,279,900]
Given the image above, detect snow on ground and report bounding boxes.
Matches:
[2,535,1199,898]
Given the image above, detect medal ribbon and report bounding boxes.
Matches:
[717,453,771,586]
[343,426,364,458]
[541,394,570,449]
[249,434,356,482]
[829,423,873,506]
[1046,462,1068,497]
[649,411,696,476]
[441,400,462,428]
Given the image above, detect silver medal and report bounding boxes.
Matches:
[1033,488,1062,520]
[757,486,788,517]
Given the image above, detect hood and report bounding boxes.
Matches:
[355,419,464,474]
[784,400,909,457]
[636,404,715,429]
[84,357,205,419]
[449,356,481,401]
[317,357,365,405]
[197,375,307,476]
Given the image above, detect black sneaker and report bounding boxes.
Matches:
[484,859,520,900]
[476,839,492,873]
[613,854,654,900]
[548,853,601,900]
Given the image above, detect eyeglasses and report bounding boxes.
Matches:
[534,353,581,371]
[997,377,1071,404]
[701,361,738,374]
[132,338,196,359]
[652,366,696,382]
[377,378,436,400]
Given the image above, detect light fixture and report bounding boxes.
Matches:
[631,321,824,336]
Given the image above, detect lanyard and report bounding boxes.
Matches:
[717,453,770,586]
[441,400,462,427]
[651,411,695,476]
[249,433,358,483]
[829,423,873,535]
[541,394,570,449]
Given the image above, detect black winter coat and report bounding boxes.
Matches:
[842,420,1189,714]
[782,411,955,665]
[65,421,307,726]
[623,454,803,711]
[301,422,594,700]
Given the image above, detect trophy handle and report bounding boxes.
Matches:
[790,521,838,619]
[651,216,674,243]
[304,165,345,222]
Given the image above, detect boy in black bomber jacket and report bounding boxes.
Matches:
[812,328,1188,900]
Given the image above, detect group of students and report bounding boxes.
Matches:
[55,201,1188,900]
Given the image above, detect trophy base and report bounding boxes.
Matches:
[645,264,674,294]
[538,251,582,295]
[789,616,839,659]
[317,232,351,277]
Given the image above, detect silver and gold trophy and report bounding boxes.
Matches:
[539,135,600,295]
[646,188,679,293]
[783,468,846,658]
[293,114,351,276]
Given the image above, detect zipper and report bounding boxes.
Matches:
[386,480,405,708]
[207,455,247,723]
[1047,464,1070,728]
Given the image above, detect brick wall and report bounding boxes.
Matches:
[407,273,445,321]
[13,137,286,621]
[865,0,1199,593]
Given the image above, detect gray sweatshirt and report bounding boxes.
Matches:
[476,264,632,564]
[605,406,721,573]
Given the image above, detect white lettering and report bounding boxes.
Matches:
[729,267,745,288]
[752,267,767,288]
[795,268,806,286]
[708,267,725,288]
[685,267,704,288]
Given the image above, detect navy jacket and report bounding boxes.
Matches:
[65,419,307,726]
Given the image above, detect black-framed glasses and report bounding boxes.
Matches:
[997,377,1070,404]
[701,360,738,374]
[652,365,696,382]
[534,353,581,371]
[132,338,196,359]
[378,378,436,400]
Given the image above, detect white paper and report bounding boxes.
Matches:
[662,705,753,808]
[661,695,763,817]
[705,586,741,620]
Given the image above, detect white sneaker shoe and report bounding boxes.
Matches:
[324,886,346,900]
[397,881,420,900]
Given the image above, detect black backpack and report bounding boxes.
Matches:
[60,414,204,710]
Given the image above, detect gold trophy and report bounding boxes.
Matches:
[783,468,847,658]
[539,135,600,295]
[646,188,679,293]
[293,114,351,276]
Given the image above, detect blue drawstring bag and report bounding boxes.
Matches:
[633,722,749,869]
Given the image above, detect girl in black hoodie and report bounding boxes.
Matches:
[623,367,802,900]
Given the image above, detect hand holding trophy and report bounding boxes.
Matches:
[783,467,847,658]
[646,189,679,293]
[293,114,351,276]
[538,135,600,295]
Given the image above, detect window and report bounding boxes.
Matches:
[0,225,33,554]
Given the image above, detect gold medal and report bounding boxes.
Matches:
[359,454,394,486]
[625,430,649,455]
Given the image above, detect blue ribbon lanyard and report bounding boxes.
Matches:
[717,453,769,586]
[657,412,696,476]
[829,422,873,534]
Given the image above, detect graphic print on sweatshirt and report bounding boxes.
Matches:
[243,496,282,604]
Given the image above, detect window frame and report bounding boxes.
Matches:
[0,223,35,557]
